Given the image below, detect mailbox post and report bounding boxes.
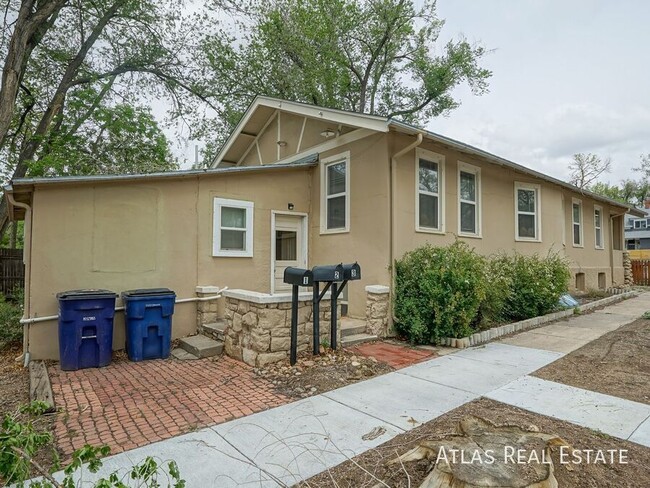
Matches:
[283,267,314,365]
[311,264,344,355]
[329,262,361,349]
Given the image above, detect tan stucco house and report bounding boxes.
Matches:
[5,96,642,360]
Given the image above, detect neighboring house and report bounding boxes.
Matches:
[624,200,650,250]
[5,96,642,360]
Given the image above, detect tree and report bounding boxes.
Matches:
[568,153,611,189]
[0,0,216,237]
[30,104,177,177]
[200,0,491,156]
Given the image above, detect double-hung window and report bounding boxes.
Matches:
[321,152,350,233]
[514,182,541,241]
[213,198,254,257]
[458,163,480,236]
[416,149,444,232]
[594,206,604,249]
[572,199,583,247]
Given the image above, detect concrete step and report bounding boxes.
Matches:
[178,334,223,358]
[201,319,227,341]
[171,348,199,360]
[341,333,378,348]
[340,318,367,338]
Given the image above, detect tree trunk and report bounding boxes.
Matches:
[10,221,17,248]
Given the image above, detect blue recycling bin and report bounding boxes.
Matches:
[122,288,175,361]
[57,289,117,371]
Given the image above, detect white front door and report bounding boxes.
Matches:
[273,214,307,292]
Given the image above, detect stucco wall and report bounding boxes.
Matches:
[391,133,624,291]
[309,132,392,318]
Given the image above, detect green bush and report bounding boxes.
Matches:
[491,251,571,321]
[394,241,487,343]
[0,290,23,350]
[394,244,571,344]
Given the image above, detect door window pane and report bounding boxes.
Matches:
[419,159,438,193]
[460,202,476,233]
[327,162,346,195]
[460,171,476,201]
[518,214,536,238]
[518,189,535,212]
[419,193,439,229]
[221,229,245,250]
[221,207,246,228]
[327,195,346,229]
[275,230,297,260]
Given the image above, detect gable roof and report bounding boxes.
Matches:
[214,96,643,216]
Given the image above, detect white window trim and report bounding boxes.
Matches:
[571,198,584,248]
[415,148,445,234]
[634,219,647,229]
[594,205,604,250]
[320,151,350,234]
[213,197,254,257]
[514,182,542,242]
[457,161,481,238]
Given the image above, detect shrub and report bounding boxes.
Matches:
[476,258,511,327]
[394,242,487,343]
[0,290,23,350]
[494,251,571,321]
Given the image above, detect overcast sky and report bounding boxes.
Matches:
[175,0,649,184]
[428,0,650,184]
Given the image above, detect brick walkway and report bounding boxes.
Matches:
[351,341,435,369]
[48,356,289,459]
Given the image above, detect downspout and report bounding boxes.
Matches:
[6,191,32,366]
[389,132,423,321]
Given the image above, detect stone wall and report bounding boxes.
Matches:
[221,289,341,367]
[365,285,390,337]
[196,286,222,329]
[623,251,633,286]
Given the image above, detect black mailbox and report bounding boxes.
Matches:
[342,262,361,281]
[283,267,314,287]
[312,264,344,282]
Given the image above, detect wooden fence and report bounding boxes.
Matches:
[631,259,650,286]
[628,250,650,260]
[0,248,24,295]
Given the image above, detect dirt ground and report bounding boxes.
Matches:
[534,318,650,404]
[255,348,394,399]
[301,397,650,488]
[0,345,58,481]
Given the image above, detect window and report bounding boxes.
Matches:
[458,163,480,236]
[594,206,604,249]
[635,219,647,229]
[320,152,349,233]
[213,198,254,257]
[572,199,583,247]
[416,149,444,232]
[514,183,541,241]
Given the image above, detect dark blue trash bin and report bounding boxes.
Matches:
[122,288,176,361]
[57,289,117,371]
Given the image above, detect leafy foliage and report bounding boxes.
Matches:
[30,104,177,177]
[394,242,487,343]
[199,0,491,159]
[0,290,23,350]
[394,244,571,343]
[491,252,571,322]
[1,401,185,487]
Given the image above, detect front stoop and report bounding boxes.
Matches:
[200,319,227,341]
[341,318,377,347]
[177,334,224,359]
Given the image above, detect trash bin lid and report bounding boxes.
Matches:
[56,289,117,300]
[121,288,176,298]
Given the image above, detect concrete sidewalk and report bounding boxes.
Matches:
[50,292,650,487]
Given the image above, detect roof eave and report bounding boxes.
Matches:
[388,120,642,216]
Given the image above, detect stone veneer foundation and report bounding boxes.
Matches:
[365,285,390,337]
[220,289,341,367]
